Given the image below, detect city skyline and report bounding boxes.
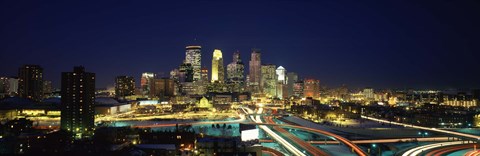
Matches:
[1,1,479,89]
[1,1,480,155]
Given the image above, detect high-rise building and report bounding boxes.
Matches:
[227,51,245,92]
[115,76,135,98]
[18,65,44,101]
[185,46,202,82]
[211,49,224,83]
[261,64,277,97]
[303,78,320,98]
[61,66,95,138]
[43,80,52,98]
[286,72,298,98]
[276,66,287,98]
[179,61,194,82]
[248,49,261,93]
[141,72,155,97]
[276,66,287,84]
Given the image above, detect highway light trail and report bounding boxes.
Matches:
[402,141,464,156]
[362,115,480,140]
[251,107,307,156]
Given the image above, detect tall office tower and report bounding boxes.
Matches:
[179,61,194,82]
[18,65,44,101]
[115,76,135,98]
[185,46,202,82]
[276,66,287,84]
[43,80,52,98]
[248,49,262,93]
[303,78,320,99]
[275,66,287,98]
[261,64,277,97]
[61,66,95,139]
[286,72,298,98]
[211,49,225,83]
[227,51,245,92]
[141,72,155,97]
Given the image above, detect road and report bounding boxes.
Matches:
[308,137,451,144]
[423,144,473,156]
[250,107,307,156]
[263,115,329,156]
[402,141,465,156]
[361,115,480,140]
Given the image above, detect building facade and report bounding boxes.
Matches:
[141,72,155,97]
[115,76,135,98]
[303,78,320,99]
[227,51,245,92]
[61,66,95,138]
[185,46,202,82]
[18,65,44,101]
[261,64,277,97]
[248,49,261,93]
[211,49,225,83]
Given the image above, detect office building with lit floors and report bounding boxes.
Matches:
[61,66,95,139]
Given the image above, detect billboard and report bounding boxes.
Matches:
[241,128,259,142]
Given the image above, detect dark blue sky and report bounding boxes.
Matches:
[1,0,479,89]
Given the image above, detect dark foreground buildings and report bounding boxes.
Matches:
[61,66,95,139]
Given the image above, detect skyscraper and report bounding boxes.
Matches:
[141,72,155,97]
[211,49,224,83]
[227,51,245,92]
[261,64,277,97]
[248,49,261,93]
[185,46,202,82]
[276,66,287,84]
[18,65,44,101]
[276,66,287,98]
[286,72,298,98]
[61,66,95,139]
[115,76,135,98]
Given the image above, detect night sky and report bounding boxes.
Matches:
[1,0,479,89]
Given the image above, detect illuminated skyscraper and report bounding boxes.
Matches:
[185,46,202,82]
[61,66,95,138]
[115,76,135,98]
[248,49,261,93]
[227,51,245,92]
[211,49,224,83]
[18,65,43,101]
[276,66,287,98]
[276,66,286,84]
[261,64,277,97]
[141,72,155,97]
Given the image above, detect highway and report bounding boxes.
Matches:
[263,116,329,156]
[362,115,480,140]
[250,107,307,156]
[466,150,480,156]
[308,137,451,144]
[402,141,464,156]
[423,144,474,156]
